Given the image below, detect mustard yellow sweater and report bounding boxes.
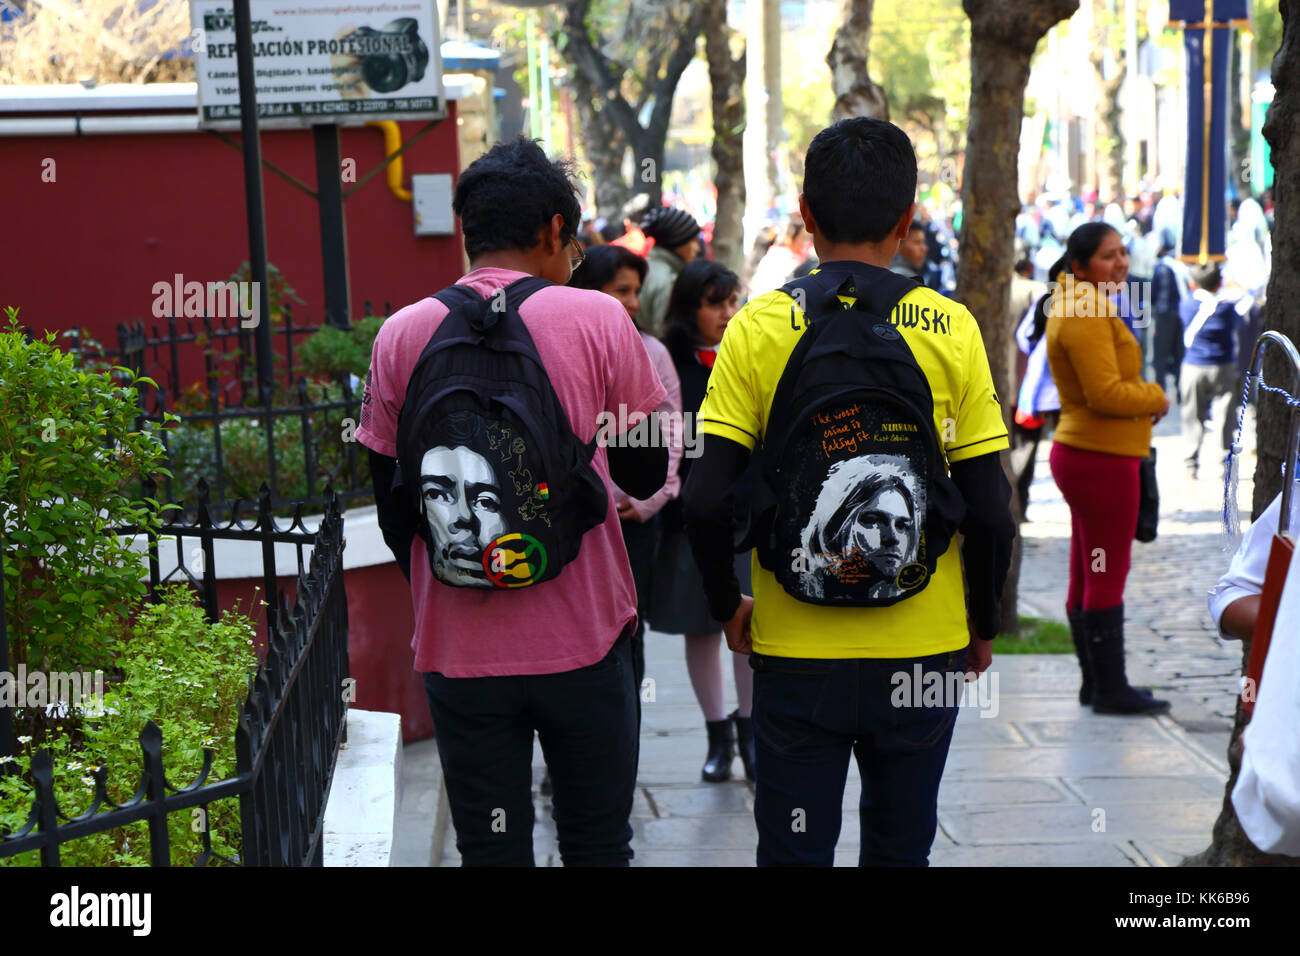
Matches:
[1045,281,1167,458]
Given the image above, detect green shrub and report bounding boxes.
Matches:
[0,307,174,672]
[296,313,384,383]
[0,586,258,866]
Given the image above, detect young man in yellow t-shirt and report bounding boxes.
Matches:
[682,118,1015,866]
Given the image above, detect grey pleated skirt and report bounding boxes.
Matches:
[647,528,752,636]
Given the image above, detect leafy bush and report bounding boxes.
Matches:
[0,587,258,866]
[296,313,384,383]
[0,308,174,672]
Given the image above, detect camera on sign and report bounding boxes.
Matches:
[354,18,429,94]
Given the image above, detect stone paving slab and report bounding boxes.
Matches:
[397,414,1246,866]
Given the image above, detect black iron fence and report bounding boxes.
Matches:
[0,486,350,866]
[112,303,390,513]
[59,300,390,513]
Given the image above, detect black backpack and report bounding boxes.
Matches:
[393,276,608,589]
[751,265,966,606]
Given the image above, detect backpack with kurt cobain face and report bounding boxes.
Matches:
[750,265,966,607]
[392,276,608,590]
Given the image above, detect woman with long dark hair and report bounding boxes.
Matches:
[568,244,683,690]
[1045,221,1172,715]
[650,259,755,782]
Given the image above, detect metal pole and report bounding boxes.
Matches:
[313,124,352,330]
[232,0,277,498]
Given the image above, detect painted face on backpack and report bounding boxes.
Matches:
[835,486,916,577]
[420,445,509,587]
[799,455,924,600]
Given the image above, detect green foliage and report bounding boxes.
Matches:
[165,391,368,507]
[996,616,1074,654]
[225,261,305,322]
[0,587,257,866]
[870,0,971,171]
[0,308,174,672]
[296,314,384,382]
[1253,0,1283,72]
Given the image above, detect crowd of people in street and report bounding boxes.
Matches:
[354,116,1294,866]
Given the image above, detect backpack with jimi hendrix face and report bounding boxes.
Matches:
[393,276,608,589]
[750,265,966,607]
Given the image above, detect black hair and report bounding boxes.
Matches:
[1029,223,1121,347]
[567,244,648,293]
[600,221,626,242]
[803,118,917,244]
[1193,263,1223,293]
[452,136,581,259]
[907,221,927,236]
[661,259,741,365]
[1050,222,1120,282]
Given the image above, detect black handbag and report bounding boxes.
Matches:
[1135,447,1159,542]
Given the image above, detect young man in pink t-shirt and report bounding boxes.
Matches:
[357,138,667,866]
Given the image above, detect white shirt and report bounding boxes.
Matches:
[1208,487,1300,638]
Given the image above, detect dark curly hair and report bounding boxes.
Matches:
[452,136,582,259]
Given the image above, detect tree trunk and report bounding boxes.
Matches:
[560,0,707,208]
[569,66,632,220]
[957,0,1078,634]
[1091,49,1126,203]
[704,0,746,273]
[827,0,890,121]
[1183,0,1300,869]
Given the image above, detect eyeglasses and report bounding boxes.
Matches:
[569,238,585,271]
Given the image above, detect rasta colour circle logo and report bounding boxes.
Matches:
[895,562,928,591]
[483,533,548,588]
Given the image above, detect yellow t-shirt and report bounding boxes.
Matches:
[697,271,1010,658]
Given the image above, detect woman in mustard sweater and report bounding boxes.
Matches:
[1044,223,1172,715]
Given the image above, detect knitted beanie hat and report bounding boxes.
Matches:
[642,207,700,249]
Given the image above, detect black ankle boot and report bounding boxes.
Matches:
[1083,605,1169,716]
[702,719,734,783]
[731,710,755,782]
[1066,606,1092,705]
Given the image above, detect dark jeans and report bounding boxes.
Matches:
[750,647,967,867]
[422,628,638,866]
[620,514,661,692]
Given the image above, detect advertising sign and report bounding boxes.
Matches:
[190,0,445,128]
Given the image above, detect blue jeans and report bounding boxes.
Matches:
[422,628,638,866]
[750,647,967,867]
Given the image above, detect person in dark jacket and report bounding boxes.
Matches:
[648,258,756,783]
[1179,264,1251,480]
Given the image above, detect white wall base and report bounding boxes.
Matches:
[323,709,403,867]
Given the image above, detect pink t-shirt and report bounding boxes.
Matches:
[356,267,667,677]
[611,332,683,521]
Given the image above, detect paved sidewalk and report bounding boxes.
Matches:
[391,398,1255,867]
[396,641,1228,867]
[1019,408,1254,742]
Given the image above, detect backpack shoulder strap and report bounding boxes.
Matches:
[432,283,483,311]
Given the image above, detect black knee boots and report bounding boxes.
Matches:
[702,718,735,782]
[1082,605,1169,715]
[731,710,755,782]
[1066,606,1092,705]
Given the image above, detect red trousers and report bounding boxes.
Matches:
[1049,442,1141,611]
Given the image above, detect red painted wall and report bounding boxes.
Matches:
[0,110,465,361]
